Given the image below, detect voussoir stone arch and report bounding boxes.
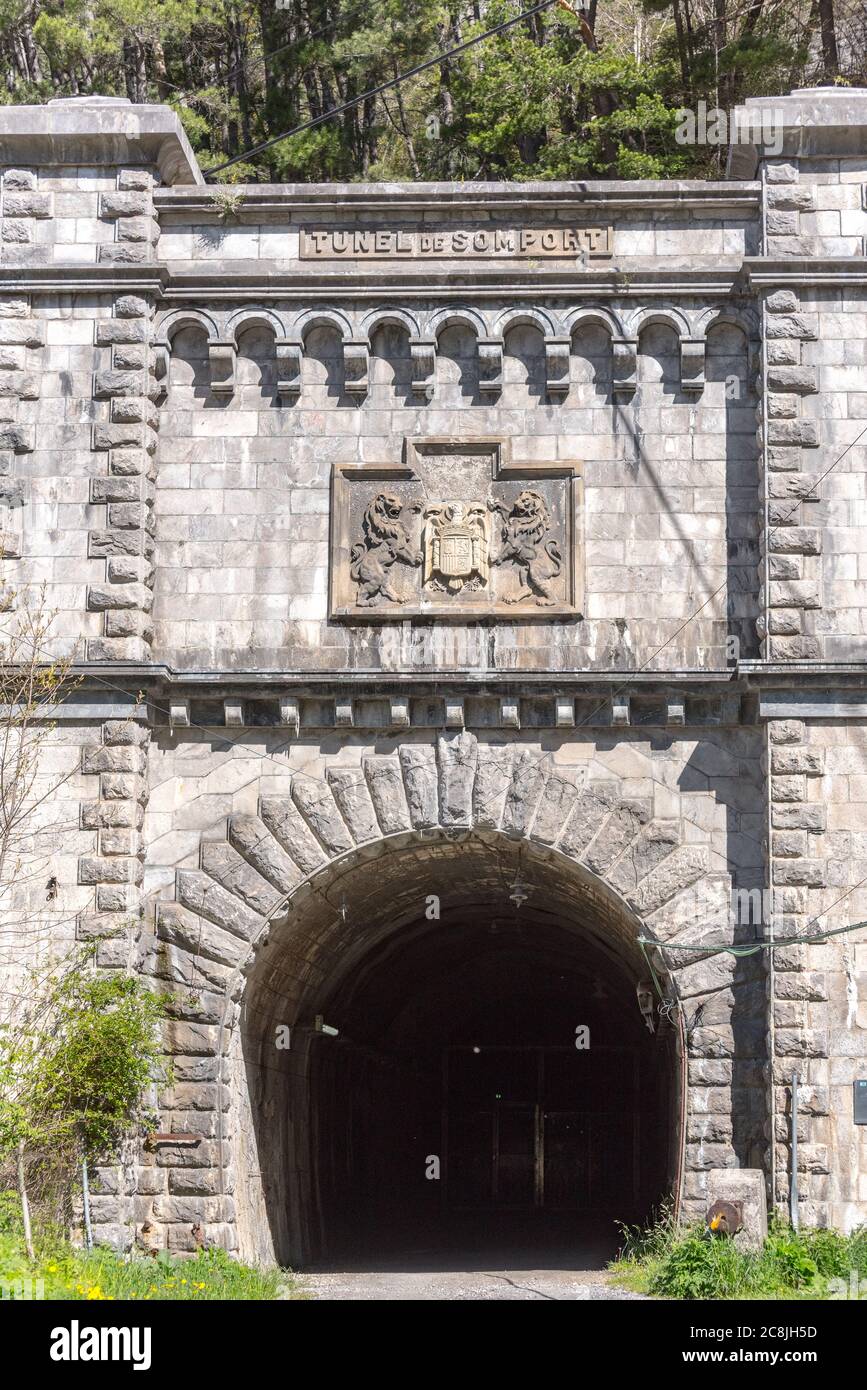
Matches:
[564,305,626,340]
[424,305,489,340]
[628,306,692,341]
[360,306,421,338]
[224,306,288,344]
[155,307,220,346]
[494,306,561,337]
[289,306,355,341]
[155,733,713,1012]
[695,304,760,339]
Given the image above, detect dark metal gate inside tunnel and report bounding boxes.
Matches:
[444,1045,641,1211]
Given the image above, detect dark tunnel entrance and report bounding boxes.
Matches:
[306,896,677,1268]
[238,835,681,1270]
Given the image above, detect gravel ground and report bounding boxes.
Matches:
[303,1268,648,1300]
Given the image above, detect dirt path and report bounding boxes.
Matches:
[304,1268,648,1301]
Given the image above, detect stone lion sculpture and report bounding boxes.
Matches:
[488,490,563,606]
[350,493,422,606]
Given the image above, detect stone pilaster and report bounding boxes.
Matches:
[87,293,158,661]
[767,717,830,1221]
[0,166,51,264]
[0,292,40,564]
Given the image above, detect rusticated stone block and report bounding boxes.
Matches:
[770,746,823,775]
[87,582,153,612]
[99,190,150,219]
[78,855,144,885]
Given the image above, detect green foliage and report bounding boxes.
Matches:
[1,0,860,182]
[0,1198,302,1299]
[613,1210,867,1300]
[0,958,166,1161]
[648,1229,755,1299]
[762,1224,818,1288]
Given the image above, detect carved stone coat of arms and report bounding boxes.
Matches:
[329,438,582,620]
[424,502,489,594]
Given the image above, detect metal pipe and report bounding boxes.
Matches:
[790,1071,799,1231]
[82,1155,94,1251]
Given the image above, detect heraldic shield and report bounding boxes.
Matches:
[423,502,489,593]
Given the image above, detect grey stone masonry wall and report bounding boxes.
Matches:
[1,91,867,1256]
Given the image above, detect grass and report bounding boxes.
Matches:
[0,1192,306,1301]
[610,1205,867,1300]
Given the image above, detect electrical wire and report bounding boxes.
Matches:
[639,915,867,960]
[203,0,563,176]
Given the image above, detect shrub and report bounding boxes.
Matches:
[613,1211,867,1300]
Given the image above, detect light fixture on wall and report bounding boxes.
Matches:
[636,982,656,1034]
[508,876,532,909]
[314,1015,339,1037]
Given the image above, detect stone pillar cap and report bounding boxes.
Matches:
[0,99,203,185]
[728,86,867,177]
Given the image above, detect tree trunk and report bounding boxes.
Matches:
[392,67,421,178]
[818,0,839,80]
[17,1141,34,1262]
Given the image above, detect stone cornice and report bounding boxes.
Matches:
[60,661,867,688]
[68,662,740,687]
[744,257,867,287]
[0,98,203,186]
[157,264,748,299]
[155,180,761,218]
[0,264,168,295]
[0,261,748,300]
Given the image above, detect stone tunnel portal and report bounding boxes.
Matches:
[233,834,680,1269]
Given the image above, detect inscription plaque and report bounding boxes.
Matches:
[301,226,611,259]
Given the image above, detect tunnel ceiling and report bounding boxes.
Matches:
[243,833,658,1047]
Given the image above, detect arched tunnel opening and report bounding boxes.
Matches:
[234,834,680,1271]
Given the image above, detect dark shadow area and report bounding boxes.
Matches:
[305,903,674,1270]
[369,323,416,406]
[503,323,546,404]
[570,321,614,404]
[437,323,481,404]
[678,735,769,1172]
[236,323,278,407]
[706,321,761,659]
[303,324,348,405]
[168,323,211,404]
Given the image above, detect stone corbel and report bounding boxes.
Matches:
[680,337,706,394]
[500,698,520,730]
[223,700,244,727]
[389,696,411,729]
[343,338,369,399]
[208,339,236,396]
[275,337,303,402]
[667,698,686,726]
[169,700,190,729]
[611,696,630,727]
[278,697,300,735]
[544,335,572,401]
[611,337,638,395]
[555,697,575,728]
[335,698,354,727]
[477,336,503,397]
[444,697,464,728]
[409,337,436,401]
